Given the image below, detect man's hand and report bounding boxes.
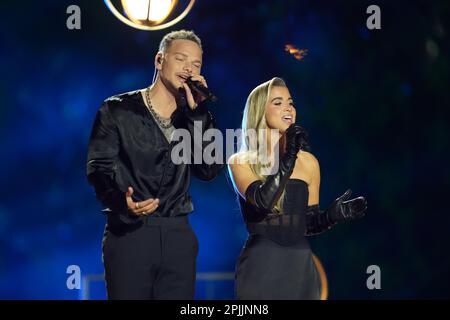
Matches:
[182,75,208,110]
[126,187,159,216]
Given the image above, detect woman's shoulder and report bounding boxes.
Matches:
[298,150,320,170]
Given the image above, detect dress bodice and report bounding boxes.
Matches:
[239,179,310,246]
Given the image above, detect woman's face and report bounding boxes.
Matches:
[265,86,296,133]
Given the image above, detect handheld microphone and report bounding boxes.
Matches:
[185,78,218,102]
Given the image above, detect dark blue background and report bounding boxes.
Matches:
[0,0,449,299]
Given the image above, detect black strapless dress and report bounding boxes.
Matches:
[235,179,321,300]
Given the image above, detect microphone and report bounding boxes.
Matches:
[185,77,218,102]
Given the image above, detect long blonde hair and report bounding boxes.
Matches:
[236,77,287,214]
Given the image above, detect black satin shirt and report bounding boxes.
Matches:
[86,90,223,224]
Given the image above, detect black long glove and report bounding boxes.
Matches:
[245,124,305,216]
[296,126,311,152]
[305,189,367,236]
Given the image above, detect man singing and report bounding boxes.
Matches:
[86,30,223,299]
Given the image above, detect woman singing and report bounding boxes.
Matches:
[228,77,367,299]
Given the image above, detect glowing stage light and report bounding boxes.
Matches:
[285,44,308,61]
[122,0,174,24]
[104,0,196,31]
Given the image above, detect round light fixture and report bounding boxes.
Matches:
[104,0,196,30]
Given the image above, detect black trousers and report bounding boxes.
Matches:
[102,215,199,300]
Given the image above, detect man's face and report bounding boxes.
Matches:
[158,39,203,93]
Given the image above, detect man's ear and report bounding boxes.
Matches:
[155,52,164,70]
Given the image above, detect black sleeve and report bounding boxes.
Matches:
[86,102,138,224]
[173,99,224,181]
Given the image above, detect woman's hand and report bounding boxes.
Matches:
[285,124,304,157]
[327,189,367,222]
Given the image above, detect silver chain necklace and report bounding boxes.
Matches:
[144,87,172,129]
